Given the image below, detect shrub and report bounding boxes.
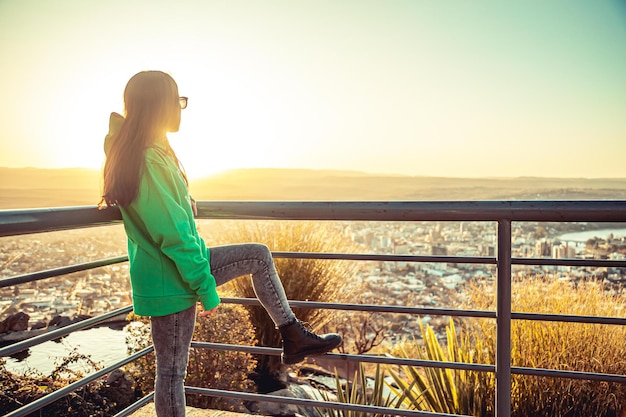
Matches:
[202,220,360,380]
[125,303,257,412]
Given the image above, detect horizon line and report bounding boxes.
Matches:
[1,165,626,181]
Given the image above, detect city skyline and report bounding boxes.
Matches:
[1,1,625,179]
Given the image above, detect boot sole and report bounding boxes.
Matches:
[281,337,343,365]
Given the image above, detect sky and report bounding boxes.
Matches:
[0,0,625,179]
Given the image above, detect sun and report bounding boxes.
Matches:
[54,64,285,178]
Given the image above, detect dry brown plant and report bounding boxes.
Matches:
[464,276,626,417]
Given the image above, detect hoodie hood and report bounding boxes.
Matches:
[104,112,125,156]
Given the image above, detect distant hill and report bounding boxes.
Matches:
[0,167,102,209]
[1,167,625,209]
[188,168,626,201]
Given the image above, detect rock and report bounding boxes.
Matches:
[0,328,48,343]
[48,314,91,328]
[0,312,30,333]
[30,321,47,330]
[247,388,300,416]
[288,384,325,417]
[49,315,72,328]
[246,383,328,417]
[101,370,136,408]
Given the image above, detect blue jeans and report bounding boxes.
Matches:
[150,243,296,417]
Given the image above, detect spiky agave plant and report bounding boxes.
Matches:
[317,363,402,417]
[385,318,486,416]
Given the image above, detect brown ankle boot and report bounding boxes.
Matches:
[279,319,342,365]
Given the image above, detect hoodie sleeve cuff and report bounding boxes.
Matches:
[200,291,221,311]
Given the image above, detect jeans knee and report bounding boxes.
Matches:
[251,243,272,260]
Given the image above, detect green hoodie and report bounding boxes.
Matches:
[104,112,220,317]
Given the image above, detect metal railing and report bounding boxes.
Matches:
[1,201,626,417]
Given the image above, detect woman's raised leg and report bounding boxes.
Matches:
[209,243,295,327]
[209,243,342,364]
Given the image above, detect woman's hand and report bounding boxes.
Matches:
[198,307,217,317]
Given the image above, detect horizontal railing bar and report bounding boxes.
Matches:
[0,305,133,357]
[273,251,496,264]
[113,392,155,417]
[190,341,495,373]
[196,201,626,222]
[512,257,626,268]
[4,345,154,417]
[192,341,626,385]
[276,252,625,269]
[190,341,282,357]
[4,252,624,292]
[363,354,494,373]
[0,206,122,237]
[511,366,626,384]
[2,201,626,238]
[222,297,626,326]
[184,386,472,417]
[219,297,497,318]
[512,312,626,326]
[0,255,129,288]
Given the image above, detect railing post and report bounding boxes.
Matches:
[496,219,512,416]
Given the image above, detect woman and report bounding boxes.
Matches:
[101,70,341,417]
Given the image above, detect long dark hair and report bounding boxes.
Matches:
[101,71,187,207]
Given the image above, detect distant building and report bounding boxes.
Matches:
[552,243,576,259]
[535,239,551,257]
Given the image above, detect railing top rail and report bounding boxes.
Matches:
[195,200,626,222]
[0,205,122,237]
[2,200,626,237]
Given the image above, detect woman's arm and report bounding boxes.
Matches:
[131,151,220,311]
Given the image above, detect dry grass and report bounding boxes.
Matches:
[465,276,626,417]
[382,277,626,417]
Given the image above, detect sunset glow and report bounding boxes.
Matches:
[1,0,625,179]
